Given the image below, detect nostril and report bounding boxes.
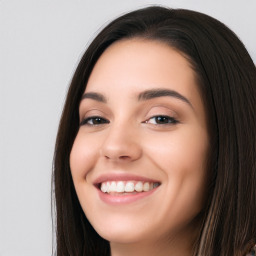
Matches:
[119,155,130,160]
[104,155,130,161]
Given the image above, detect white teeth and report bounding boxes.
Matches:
[109,181,116,192]
[143,182,150,192]
[116,181,125,192]
[125,181,134,192]
[100,181,160,193]
[106,182,111,193]
[135,181,143,192]
[101,182,107,193]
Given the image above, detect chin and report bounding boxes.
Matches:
[90,216,154,244]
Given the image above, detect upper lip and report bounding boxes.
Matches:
[93,173,161,186]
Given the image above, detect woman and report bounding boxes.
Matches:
[53,6,256,256]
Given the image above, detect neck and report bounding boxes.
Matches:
[110,228,198,256]
[111,243,190,256]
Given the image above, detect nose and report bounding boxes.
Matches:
[100,123,142,162]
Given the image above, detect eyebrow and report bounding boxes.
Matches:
[81,92,107,103]
[138,89,193,108]
[81,88,193,109]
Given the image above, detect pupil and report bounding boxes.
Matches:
[94,118,102,124]
[157,116,168,123]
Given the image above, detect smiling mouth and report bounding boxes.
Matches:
[99,181,161,194]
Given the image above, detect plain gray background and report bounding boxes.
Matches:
[1,0,255,255]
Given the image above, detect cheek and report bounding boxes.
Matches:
[69,132,99,179]
[170,128,209,209]
[143,126,209,207]
[145,127,208,172]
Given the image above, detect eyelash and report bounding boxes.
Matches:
[80,115,179,126]
[144,115,179,125]
[80,116,110,126]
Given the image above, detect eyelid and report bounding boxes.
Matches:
[79,101,110,116]
[144,115,179,125]
[80,116,110,126]
[79,107,109,122]
[145,105,179,118]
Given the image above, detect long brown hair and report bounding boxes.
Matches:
[52,6,256,255]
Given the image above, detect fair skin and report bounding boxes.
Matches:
[70,39,209,256]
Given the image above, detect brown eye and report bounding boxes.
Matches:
[145,115,179,125]
[80,116,110,126]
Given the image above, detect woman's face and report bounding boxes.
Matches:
[70,39,209,248]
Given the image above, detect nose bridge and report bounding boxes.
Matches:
[100,118,142,161]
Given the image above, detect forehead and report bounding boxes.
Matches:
[86,38,200,103]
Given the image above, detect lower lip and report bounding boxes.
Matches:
[97,187,159,205]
